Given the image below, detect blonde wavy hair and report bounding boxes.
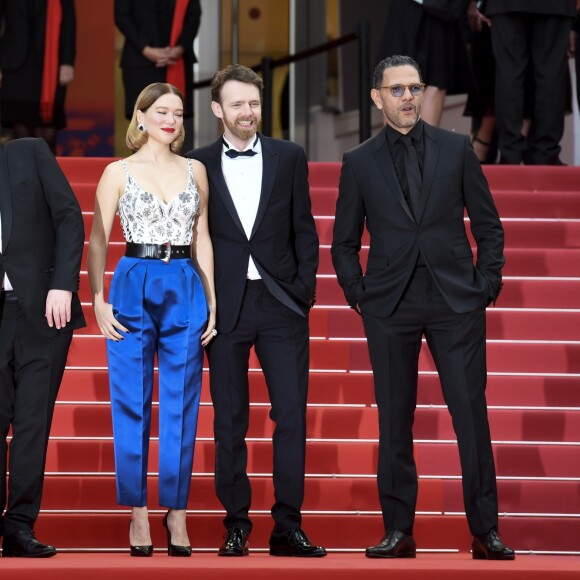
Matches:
[126,83,186,153]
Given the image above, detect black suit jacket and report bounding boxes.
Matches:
[115,0,201,68]
[0,0,76,71]
[0,138,85,337]
[331,122,505,318]
[187,135,319,334]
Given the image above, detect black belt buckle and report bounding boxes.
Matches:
[160,241,171,264]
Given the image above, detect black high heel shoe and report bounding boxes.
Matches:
[163,511,192,557]
[130,544,154,557]
[129,521,153,557]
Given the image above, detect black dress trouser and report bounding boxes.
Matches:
[362,267,498,537]
[0,297,72,536]
[207,280,310,534]
[491,13,572,164]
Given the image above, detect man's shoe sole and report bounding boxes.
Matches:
[2,550,57,558]
[269,548,327,557]
[472,551,515,561]
[366,550,416,559]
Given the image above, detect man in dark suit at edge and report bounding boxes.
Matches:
[187,64,325,558]
[331,55,514,560]
[0,138,85,557]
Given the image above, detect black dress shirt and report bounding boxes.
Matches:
[386,120,426,266]
[386,120,425,214]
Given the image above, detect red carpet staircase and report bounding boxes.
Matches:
[12,159,580,576]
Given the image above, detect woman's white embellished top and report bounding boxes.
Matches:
[117,158,199,245]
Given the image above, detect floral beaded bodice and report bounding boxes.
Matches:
[117,159,199,245]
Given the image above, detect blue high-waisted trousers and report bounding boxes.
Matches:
[106,256,207,509]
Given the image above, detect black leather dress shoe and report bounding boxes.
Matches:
[269,528,327,557]
[366,530,416,558]
[218,526,250,556]
[472,529,515,560]
[2,529,57,558]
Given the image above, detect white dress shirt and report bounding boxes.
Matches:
[0,210,13,291]
[221,135,263,280]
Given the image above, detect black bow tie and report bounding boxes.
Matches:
[223,137,259,158]
[224,148,257,159]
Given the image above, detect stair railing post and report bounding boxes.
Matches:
[357,20,371,143]
[261,56,274,137]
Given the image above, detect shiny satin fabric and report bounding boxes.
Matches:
[106,256,208,509]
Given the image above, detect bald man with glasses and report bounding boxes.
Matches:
[332,55,514,560]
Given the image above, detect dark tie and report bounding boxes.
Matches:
[222,138,258,158]
[224,148,257,159]
[400,134,422,219]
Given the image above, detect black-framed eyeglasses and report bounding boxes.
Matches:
[379,83,425,97]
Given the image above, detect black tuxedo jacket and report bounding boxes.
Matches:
[115,0,201,68]
[331,122,505,317]
[0,0,76,71]
[0,138,85,337]
[187,135,319,333]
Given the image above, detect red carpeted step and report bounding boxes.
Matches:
[39,475,580,516]
[57,368,580,408]
[494,191,580,219]
[484,220,580,248]
[482,166,580,193]
[6,555,579,580]
[43,439,580,478]
[501,248,580,277]
[71,183,98,207]
[66,334,580,374]
[48,403,580,443]
[31,511,580,553]
[308,162,341,189]
[58,157,113,184]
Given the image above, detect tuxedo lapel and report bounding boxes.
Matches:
[415,124,442,224]
[372,131,415,222]
[251,135,278,239]
[206,140,246,236]
[0,144,13,253]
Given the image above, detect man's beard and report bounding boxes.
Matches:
[224,115,260,141]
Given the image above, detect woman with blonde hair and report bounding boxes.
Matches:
[88,82,216,557]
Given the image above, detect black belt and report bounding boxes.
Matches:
[125,242,191,263]
[0,290,19,303]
